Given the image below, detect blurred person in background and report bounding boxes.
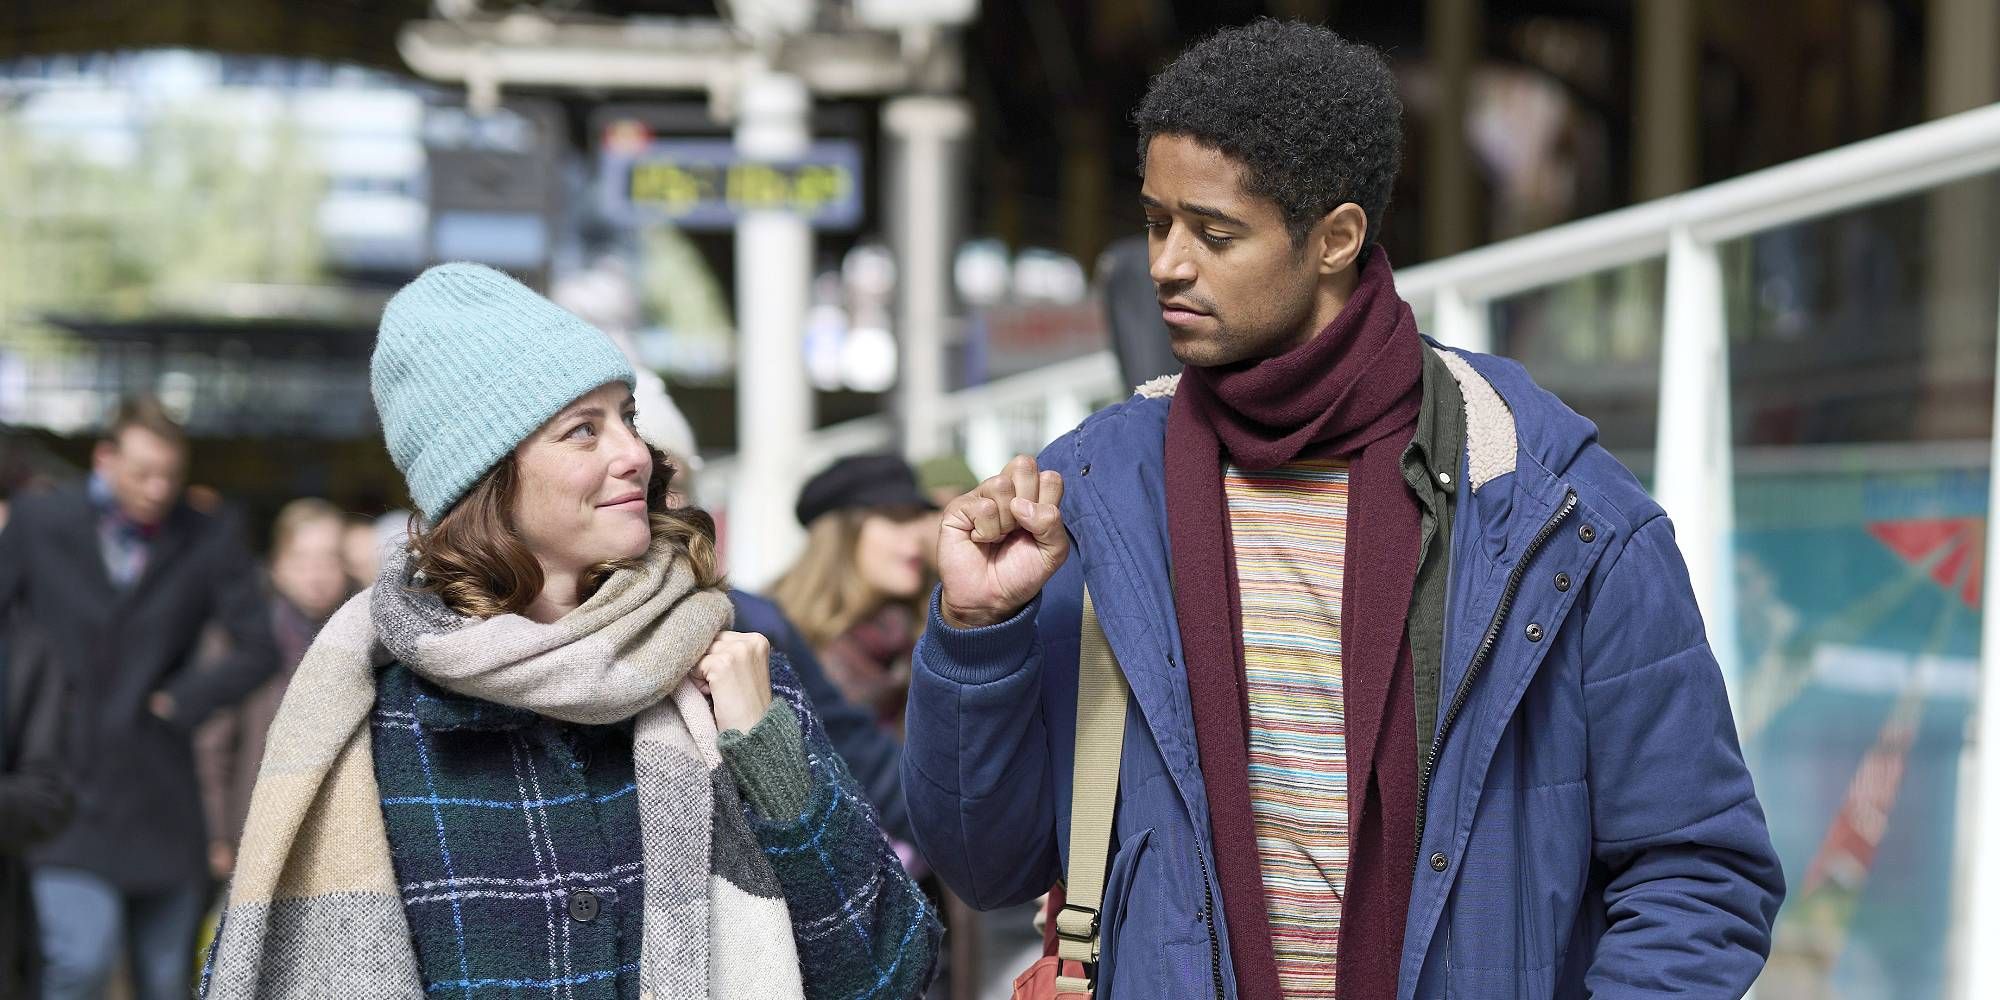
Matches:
[203,263,938,1000]
[1,616,73,998]
[340,515,377,592]
[916,455,979,511]
[0,396,276,1000]
[770,454,937,733]
[193,499,349,881]
[341,510,411,593]
[914,456,979,572]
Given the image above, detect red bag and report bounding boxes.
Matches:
[1010,956,1093,1000]
[1012,886,1092,1000]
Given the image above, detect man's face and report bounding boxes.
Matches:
[1142,134,1322,368]
[94,427,186,527]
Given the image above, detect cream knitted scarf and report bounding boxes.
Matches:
[202,539,805,999]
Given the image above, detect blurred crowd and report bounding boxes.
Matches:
[0,391,985,999]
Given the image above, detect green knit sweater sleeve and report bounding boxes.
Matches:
[718,700,814,820]
[732,654,942,1000]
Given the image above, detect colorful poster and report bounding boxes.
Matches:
[1736,457,1983,999]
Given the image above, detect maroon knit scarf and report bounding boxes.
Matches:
[1165,245,1423,1000]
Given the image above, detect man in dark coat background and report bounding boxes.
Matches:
[1,614,73,998]
[0,396,276,1000]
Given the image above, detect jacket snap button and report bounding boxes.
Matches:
[1578,524,1596,543]
[1524,623,1544,642]
[1429,852,1449,873]
[1080,463,1091,476]
[568,888,600,924]
[1554,572,1571,592]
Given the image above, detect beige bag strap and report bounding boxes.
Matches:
[1053,586,1129,994]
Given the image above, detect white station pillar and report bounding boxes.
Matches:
[884,95,972,461]
[728,69,815,589]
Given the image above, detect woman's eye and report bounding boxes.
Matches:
[623,410,639,428]
[565,422,596,441]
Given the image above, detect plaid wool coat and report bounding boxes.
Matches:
[369,653,939,1000]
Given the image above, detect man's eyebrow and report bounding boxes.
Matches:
[1179,201,1249,228]
[1138,193,1250,229]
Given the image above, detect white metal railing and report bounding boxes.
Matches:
[704,101,2000,998]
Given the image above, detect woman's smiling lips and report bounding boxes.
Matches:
[597,492,645,511]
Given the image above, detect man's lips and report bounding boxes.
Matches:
[1161,300,1211,326]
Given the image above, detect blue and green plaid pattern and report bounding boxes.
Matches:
[371,654,940,1000]
[750,663,942,1000]
[372,662,646,999]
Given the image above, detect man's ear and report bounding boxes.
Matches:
[92,439,118,473]
[1314,203,1369,275]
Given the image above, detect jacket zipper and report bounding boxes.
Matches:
[1193,836,1226,1000]
[1413,489,1577,868]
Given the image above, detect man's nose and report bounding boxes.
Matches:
[1149,234,1196,286]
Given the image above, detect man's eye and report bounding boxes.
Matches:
[1201,231,1234,247]
[1142,218,1169,232]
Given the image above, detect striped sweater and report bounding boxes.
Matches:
[1225,459,1350,999]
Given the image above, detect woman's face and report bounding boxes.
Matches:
[342,522,380,588]
[272,516,350,619]
[855,511,930,600]
[511,382,654,577]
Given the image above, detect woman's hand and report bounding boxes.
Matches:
[694,631,774,734]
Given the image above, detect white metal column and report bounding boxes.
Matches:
[1653,226,1741,698]
[885,95,972,461]
[729,69,814,590]
[963,410,1010,487]
[1044,389,1093,455]
[1431,285,1492,355]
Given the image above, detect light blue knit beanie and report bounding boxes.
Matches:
[372,262,636,521]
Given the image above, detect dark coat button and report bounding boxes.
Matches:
[1554,572,1571,592]
[1429,852,1449,872]
[1524,623,1544,642]
[568,888,600,923]
[1578,524,1596,543]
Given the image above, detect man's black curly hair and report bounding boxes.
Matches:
[1135,19,1402,249]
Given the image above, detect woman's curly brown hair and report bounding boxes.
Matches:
[406,445,722,619]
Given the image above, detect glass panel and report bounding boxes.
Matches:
[1488,258,1665,477]
[1729,172,2000,999]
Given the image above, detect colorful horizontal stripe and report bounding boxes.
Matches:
[1227,459,1350,999]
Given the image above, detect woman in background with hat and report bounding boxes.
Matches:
[202,263,938,1000]
[770,456,939,733]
